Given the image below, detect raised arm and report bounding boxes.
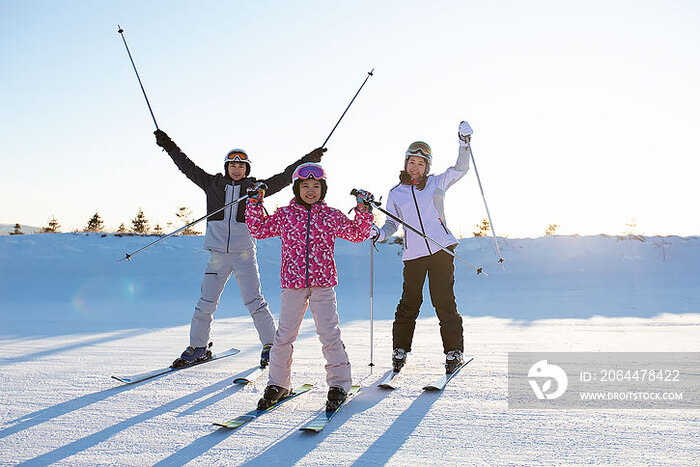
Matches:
[154,130,214,190]
[334,209,373,243]
[244,189,282,239]
[334,190,375,242]
[432,121,473,191]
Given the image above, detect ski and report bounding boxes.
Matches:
[213,383,314,430]
[233,366,266,385]
[422,356,475,391]
[377,370,403,390]
[111,347,240,384]
[299,385,361,433]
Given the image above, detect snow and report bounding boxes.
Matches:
[0,233,698,465]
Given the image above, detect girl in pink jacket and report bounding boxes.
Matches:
[245,162,374,412]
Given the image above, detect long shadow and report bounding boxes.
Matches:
[0,329,148,366]
[16,376,243,466]
[239,373,394,467]
[176,367,261,417]
[151,429,236,466]
[352,391,442,466]
[2,361,253,440]
[2,377,148,438]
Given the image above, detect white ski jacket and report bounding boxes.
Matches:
[376,144,470,261]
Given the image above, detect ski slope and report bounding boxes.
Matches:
[0,233,698,465]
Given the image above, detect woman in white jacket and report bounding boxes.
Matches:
[372,122,473,374]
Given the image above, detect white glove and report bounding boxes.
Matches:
[458,121,473,145]
[370,224,380,241]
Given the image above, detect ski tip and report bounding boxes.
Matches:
[111,376,132,384]
[422,385,440,392]
[213,422,238,429]
[299,427,323,433]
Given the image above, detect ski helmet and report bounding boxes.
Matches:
[224,149,251,177]
[292,162,327,202]
[404,141,432,175]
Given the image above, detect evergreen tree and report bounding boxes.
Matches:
[85,213,104,232]
[131,208,150,234]
[116,223,127,234]
[153,223,164,235]
[473,218,490,237]
[175,207,200,235]
[10,223,24,235]
[545,223,560,235]
[42,216,61,233]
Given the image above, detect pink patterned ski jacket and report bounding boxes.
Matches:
[246,198,373,289]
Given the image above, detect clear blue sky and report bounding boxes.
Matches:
[2,1,699,237]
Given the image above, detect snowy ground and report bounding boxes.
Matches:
[0,234,698,466]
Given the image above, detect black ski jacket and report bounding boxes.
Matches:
[164,141,315,252]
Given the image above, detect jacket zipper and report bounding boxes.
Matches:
[411,186,432,254]
[226,186,234,253]
[305,208,312,288]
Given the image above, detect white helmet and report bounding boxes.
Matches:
[404,141,432,175]
[224,148,251,176]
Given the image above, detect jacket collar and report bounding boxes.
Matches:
[289,198,326,212]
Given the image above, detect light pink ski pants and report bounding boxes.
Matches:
[267,287,352,392]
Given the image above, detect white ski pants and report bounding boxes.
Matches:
[268,287,352,392]
[190,249,276,348]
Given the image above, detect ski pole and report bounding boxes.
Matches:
[118,193,250,263]
[117,25,159,130]
[369,240,375,372]
[352,189,487,276]
[321,69,374,148]
[466,138,504,266]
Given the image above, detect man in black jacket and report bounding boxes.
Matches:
[155,130,325,368]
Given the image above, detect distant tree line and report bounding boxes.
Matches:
[7,208,201,236]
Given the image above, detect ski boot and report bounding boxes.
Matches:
[326,387,348,413]
[257,384,290,410]
[260,344,272,369]
[445,350,464,374]
[392,348,407,372]
[171,342,213,368]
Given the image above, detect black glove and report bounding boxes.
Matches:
[301,147,327,163]
[154,130,176,152]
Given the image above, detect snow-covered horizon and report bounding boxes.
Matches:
[1,234,698,465]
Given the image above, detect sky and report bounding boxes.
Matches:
[1,0,699,238]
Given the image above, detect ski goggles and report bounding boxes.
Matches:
[225,149,250,163]
[405,141,431,158]
[292,163,326,181]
